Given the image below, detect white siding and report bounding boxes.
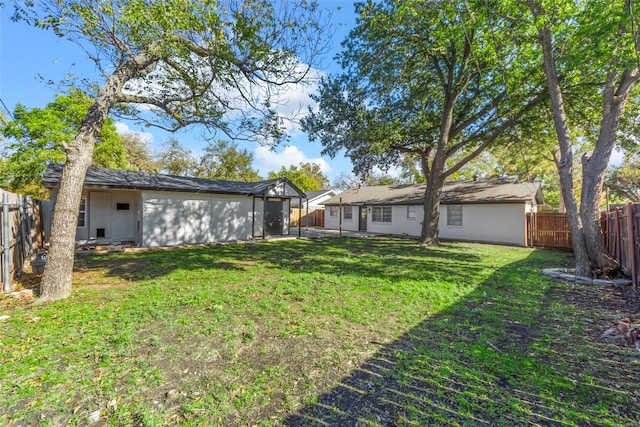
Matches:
[141,191,258,247]
[438,203,527,246]
[324,203,529,246]
[324,205,360,231]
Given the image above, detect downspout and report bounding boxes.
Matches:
[3,193,10,293]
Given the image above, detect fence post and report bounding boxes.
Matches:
[18,195,28,262]
[3,193,10,293]
[25,197,35,259]
[530,212,535,247]
[626,203,637,290]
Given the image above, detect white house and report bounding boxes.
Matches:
[290,189,339,227]
[322,177,544,246]
[43,164,306,247]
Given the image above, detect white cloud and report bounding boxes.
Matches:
[254,145,331,176]
[115,122,154,145]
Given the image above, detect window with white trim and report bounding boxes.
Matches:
[77,198,86,227]
[343,206,352,220]
[447,205,463,226]
[407,205,417,220]
[372,206,392,223]
[329,206,338,217]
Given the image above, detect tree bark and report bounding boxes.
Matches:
[418,165,445,246]
[580,68,638,276]
[37,56,156,303]
[528,0,591,276]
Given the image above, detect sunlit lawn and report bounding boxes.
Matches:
[1,237,638,426]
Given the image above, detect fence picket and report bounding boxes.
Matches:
[528,204,639,288]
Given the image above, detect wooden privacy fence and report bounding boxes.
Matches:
[290,209,325,228]
[0,189,47,291]
[602,204,639,288]
[526,212,573,249]
[526,204,639,287]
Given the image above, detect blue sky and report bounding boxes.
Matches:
[0,1,358,182]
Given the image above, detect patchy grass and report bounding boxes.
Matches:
[0,237,638,426]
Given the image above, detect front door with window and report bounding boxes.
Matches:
[265,199,283,235]
[359,206,367,231]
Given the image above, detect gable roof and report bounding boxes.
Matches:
[290,189,339,208]
[322,177,543,206]
[304,189,337,201]
[43,164,306,198]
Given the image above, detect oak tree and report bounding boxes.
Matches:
[303,0,545,245]
[11,0,326,302]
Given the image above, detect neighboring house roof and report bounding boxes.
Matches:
[322,177,543,206]
[43,164,306,198]
[290,189,339,207]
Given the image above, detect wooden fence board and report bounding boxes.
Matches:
[1,190,46,287]
[290,209,325,227]
[528,204,639,288]
[526,213,573,249]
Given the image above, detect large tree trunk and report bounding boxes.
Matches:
[580,69,638,276]
[36,57,155,303]
[528,0,591,276]
[418,167,445,246]
[37,139,95,302]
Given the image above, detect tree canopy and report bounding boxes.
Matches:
[0,89,127,197]
[196,140,262,182]
[268,162,329,191]
[303,0,545,245]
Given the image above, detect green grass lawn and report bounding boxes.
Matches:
[1,237,638,426]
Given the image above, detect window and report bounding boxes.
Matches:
[343,206,353,220]
[77,198,86,227]
[372,206,392,223]
[329,206,338,217]
[447,205,463,226]
[407,205,417,220]
[116,203,130,211]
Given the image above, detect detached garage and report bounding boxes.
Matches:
[43,164,306,247]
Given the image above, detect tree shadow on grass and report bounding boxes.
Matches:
[74,237,488,286]
[284,248,640,426]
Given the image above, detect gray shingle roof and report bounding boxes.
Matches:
[322,177,543,206]
[42,164,306,198]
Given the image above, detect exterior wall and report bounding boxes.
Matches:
[325,205,360,231]
[49,189,140,243]
[439,203,527,246]
[141,191,258,247]
[324,202,529,246]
